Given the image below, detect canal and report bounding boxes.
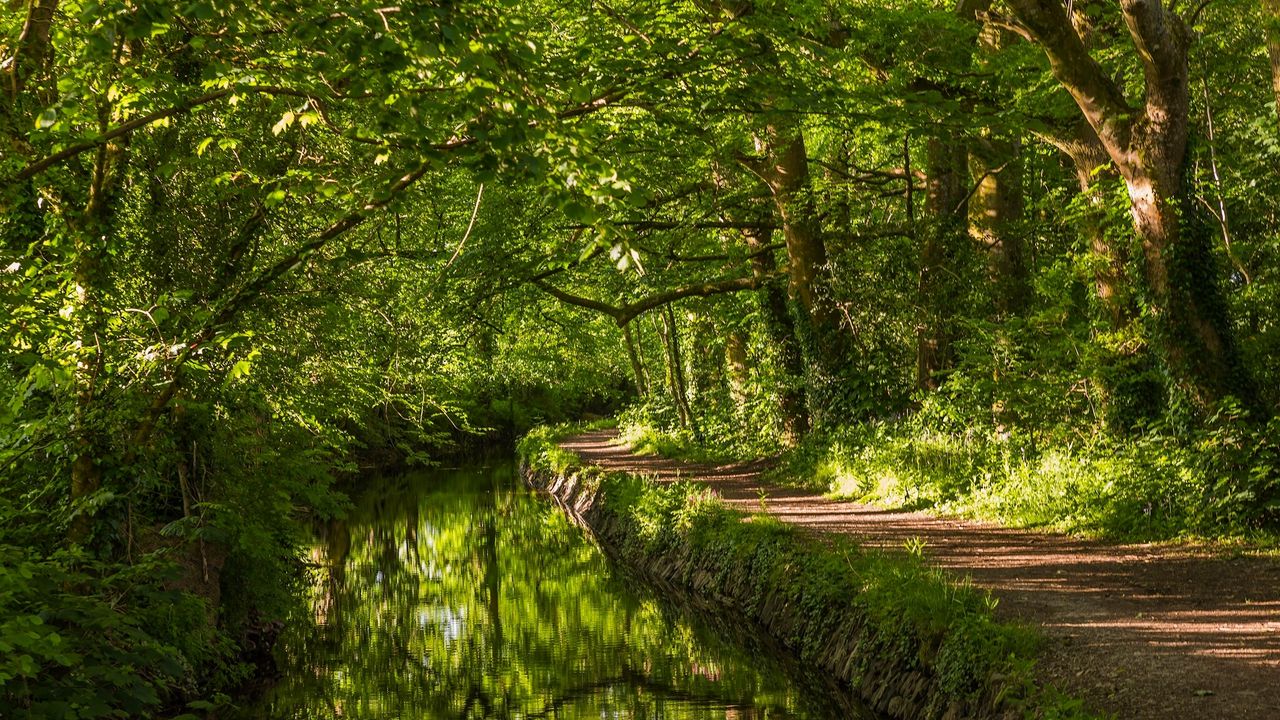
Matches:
[242,459,871,719]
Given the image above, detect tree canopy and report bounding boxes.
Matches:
[3,0,1280,716]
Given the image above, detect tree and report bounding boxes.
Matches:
[1000,0,1255,407]
[1266,0,1280,123]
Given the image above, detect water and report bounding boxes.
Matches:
[244,459,869,719]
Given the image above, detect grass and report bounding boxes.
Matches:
[618,423,740,464]
[765,422,1280,547]
[610,407,1279,548]
[516,418,615,475]
[520,425,1107,719]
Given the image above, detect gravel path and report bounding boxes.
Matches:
[561,430,1280,720]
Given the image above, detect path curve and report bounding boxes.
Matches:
[560,430,1280,720]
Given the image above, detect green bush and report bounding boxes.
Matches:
[0,545,238,718]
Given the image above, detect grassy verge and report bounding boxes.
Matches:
[519,425,1104,719]
[617,423,741,464]
[765,421,1280,547]
[613,406,1280,547]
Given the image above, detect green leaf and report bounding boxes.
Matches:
[35,108,57,129]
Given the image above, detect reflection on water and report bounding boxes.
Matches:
[245,460,867,719]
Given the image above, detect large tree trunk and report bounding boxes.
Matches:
[915,0,1011,390]
[969,138,1028,314]
[752,129,834,327]
[1008,0,1255,408]
[746,126,851,424]
[1058,124,1133,329]
[742,225,810,443]
[1053,122,1164,427]
[1266,0,1280,124]
[964,0,1025,314]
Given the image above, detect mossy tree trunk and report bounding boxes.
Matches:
[747,126,851,423]
[724,329,750,413]
[1265,0,1280,125]
[969,137,1029,316]
[916,137,968,392]
[1008,0,1256,409]
[742,225,810,443]
[1052,121,1164,428]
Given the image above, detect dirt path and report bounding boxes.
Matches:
[560,430,1280,720]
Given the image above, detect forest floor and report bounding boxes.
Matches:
[560,429,1280,720]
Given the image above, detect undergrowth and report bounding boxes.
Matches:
[616,402,778,463]
[767,409,1280,545]
[616,393,1280,545]
[516,418,617,475]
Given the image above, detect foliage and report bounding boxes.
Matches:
[765,402,1280,543]
[516,422,591,475]
[3,0,1280,714]
[0,543,240,717]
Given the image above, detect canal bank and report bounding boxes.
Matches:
[520,425,1058,720]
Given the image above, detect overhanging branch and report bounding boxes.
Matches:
[533,272,780,326]
[127,159,432,451]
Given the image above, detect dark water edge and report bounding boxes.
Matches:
[232,457,869,719]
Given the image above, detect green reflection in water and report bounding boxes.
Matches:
[245,460,866,719]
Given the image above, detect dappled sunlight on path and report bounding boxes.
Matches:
[561,430,1280,720]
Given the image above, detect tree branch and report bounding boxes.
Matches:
[533,272,780,326]
[1118,0,1191,118]
[1003,0,1136,153]
[12,89,233,181]
[12,83,625,183]
[631,241,782,263]
[127,159,432,450]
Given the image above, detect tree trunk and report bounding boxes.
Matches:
[685,311,720,406]
[1059,123,1133,329]
[752,130,833,327]
[1266,0,1280,124]
[4,0,59,101]
[969,139,1029,315]
[965,0,1025,315]
[916,137,968,391]
[622,323,649,397]
[748,126,851,423]
[658,307,696,435]
[1008,0,1255,408]
[725,330,750,412]
[69,143,119,545]
[742,225,810,443]
[1054,122,1164,427]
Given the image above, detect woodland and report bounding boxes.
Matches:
[2,0,1280,716]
